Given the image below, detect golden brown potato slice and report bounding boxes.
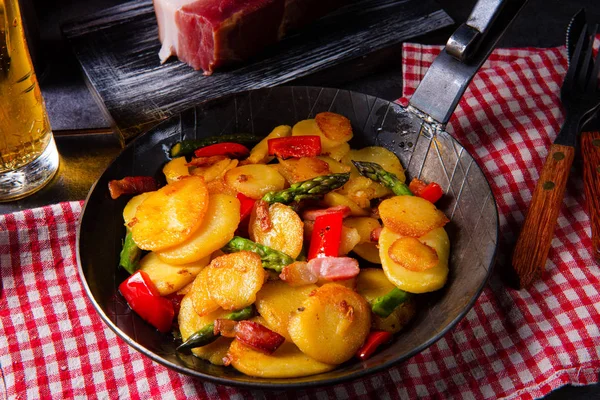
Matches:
[317,156,351,174]
[131,176,209,251]
[288,283,371,364]
[255,280,318,342]
[388,237,439,271]
[225,164,286,199]
[339,226,361,255]
[352,243,382,264]
[191,158,238,183]
[249,203,303,258]
[315,112,353,142]
[163,157,190,184]
[379,227,449,293]
[322,142,350,161]
[205,178,237,196]
[341,176,391,207]
[246,125,292,164]
[356,268,396,302]
[277,157,330,184]
[207,252,266,310]
[342,146,406,183]
[292,119,341,153]
[344,217,381,244]
[122,192,152,226]
[138,252,210,296]
[189,267,220,316]
[379,195,449,237]
[156,194,240,264]
[323,192,369,217]
[227,340,335,378]
[178,296,233,365]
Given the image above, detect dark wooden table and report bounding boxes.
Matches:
[3,0,599,397]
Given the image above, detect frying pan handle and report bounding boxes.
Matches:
[409,0,529,125]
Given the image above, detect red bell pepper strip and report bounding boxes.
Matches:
[237,192,256,222]
[108,176,158,199]
[193,142,250,159]
[118,271,175,333]
[267,136,321,159]
[307,211,343,260]
[356,330,393,360]
[409,178,444,204]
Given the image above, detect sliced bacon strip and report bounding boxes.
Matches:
[108,176,158,199]
[234,321,285,354]
[307,256,360,282]
[186,155,228,167]
[370,227,383,242]
[302,205,351,221]
[279,261,318,286]
[255,199,272,232]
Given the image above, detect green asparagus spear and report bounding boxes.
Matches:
[170,134,261,158]
[352,161,412,196]
[262,173,350,204]
[222,237,294,273]
[177,306,253,352]
[371,287,412,318]
[119,230,141,274]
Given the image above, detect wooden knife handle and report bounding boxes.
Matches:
[512,144,575,288]
[581,131,600,261]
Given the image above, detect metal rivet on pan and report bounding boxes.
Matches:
[592,139,600,147]
[543,181,555,190]
[553,152,565,161]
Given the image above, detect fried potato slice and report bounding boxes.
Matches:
[322,142,350,161]
[156,194,240,264]
[246,125,292,164]
[379,227,449,293]
[292,119,341,153]
[323,192,369,217]
[352,242,382,264]
[191,158,238,183]
[342,146,406,183]
[288,283,371,365]
[379,195,449,237]
[131,176,209,251]
[356,268,396,302]
[344,217,381,244]
[388,237,439,271]
[205,178,237,196]
[122,192,152,226]
[178,296,233,365]
[189,267,220,316]
[227,340,335,378]
[277,157,330,184]
[138,252,210,296]
[207,252,266,310]
[341,176,391,207]
[316,156,351,174]
[249,202,303,259]
[339,226,361,255]
[255,280,318,342]
[315,112,353,142]
[225,164,286,199]
[163,156,190,184]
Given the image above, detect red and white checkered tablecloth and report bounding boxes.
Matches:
[2,42,600,399]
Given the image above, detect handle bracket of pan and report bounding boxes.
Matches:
[409,0,529,126]
[446,0,505,62]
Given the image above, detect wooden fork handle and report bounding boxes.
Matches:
[512,144,575,288]
[581,131,600,261]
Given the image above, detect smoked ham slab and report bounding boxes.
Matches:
[154,0,343,74]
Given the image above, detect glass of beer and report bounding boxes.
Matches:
[0,0,58,201]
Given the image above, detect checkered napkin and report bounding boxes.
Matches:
[1,42,600,400]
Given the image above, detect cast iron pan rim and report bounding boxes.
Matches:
[76,85,499,389]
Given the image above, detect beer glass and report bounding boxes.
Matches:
[0,0,58,201]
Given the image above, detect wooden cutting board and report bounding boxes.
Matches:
[62,0,453,143]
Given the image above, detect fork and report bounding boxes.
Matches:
[511,23,600,289]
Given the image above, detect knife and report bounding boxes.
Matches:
[566,9,600,261]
